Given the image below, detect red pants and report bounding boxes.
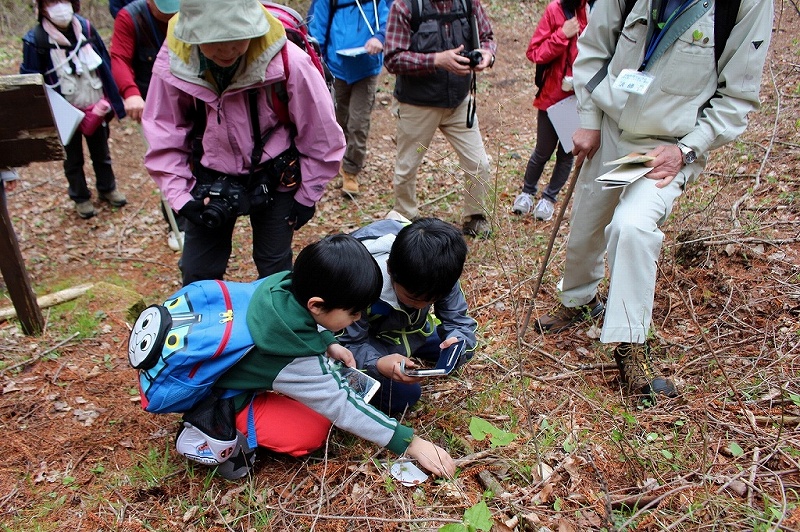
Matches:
[235,392,332,457]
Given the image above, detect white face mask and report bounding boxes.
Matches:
[46,2,74,28]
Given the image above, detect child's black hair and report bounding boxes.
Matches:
[291,234,382,311]
[387,218,468,302]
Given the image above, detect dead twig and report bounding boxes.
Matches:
[0,331,80,375]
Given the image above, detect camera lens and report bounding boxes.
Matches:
[200,200,230,229]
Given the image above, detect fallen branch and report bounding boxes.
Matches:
[0,283,94,322]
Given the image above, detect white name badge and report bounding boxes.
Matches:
[613,68,654,95]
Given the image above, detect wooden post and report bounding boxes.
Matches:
[0,183,44,335]
[0,74,66,336]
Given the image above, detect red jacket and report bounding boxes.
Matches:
[526,0,588,111]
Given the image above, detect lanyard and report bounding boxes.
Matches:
[355,0,379,36]
[640,0,695,70]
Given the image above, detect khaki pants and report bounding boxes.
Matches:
[334,75,378,175]
[391,98,491,220]
[558,115,701,344]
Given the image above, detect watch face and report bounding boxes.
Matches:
[685,151,697,164]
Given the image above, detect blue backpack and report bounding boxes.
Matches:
[128,279,263,414]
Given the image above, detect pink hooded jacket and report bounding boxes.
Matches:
[142,12,344,211]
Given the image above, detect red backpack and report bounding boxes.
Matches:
[262,1,335,125]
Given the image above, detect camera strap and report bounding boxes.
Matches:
[247,88,275,189]
[466,73,477,129]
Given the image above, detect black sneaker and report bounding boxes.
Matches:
[215,431,256,480]
[535,295,604,333]
[613,342,677,404]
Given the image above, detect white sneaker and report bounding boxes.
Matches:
[168,231,185,252]
[512,193,534,215]
[533,198,555,221]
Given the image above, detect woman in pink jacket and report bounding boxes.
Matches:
[511,0,588,221]
[142,0,344,285]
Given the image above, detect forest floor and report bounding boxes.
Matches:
[0,1,799,531]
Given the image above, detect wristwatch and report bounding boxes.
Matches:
[677,142,697,165]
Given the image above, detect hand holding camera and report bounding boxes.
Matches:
[458,49,483,69]
[192,177,251,229]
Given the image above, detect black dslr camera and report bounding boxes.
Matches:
[459,49,483,68]
[193,177,251,229]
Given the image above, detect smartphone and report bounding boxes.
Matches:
[339,367,381,402]
[401,339,466,377]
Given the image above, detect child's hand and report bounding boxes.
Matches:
[377,354,420,383]
[406,436,455,477]
[439,336,460,350]
[326,343,355,368]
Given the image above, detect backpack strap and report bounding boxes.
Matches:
[268,45,293,129]
[586,0,736,94]
[713,0,741,65]
[33,24,51,68]
[409,0,472,36]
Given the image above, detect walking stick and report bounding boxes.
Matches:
[517,160,583,340]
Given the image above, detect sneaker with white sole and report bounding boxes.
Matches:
[512,192,534,215]
[533,198,555,221]
[168,231,185,252]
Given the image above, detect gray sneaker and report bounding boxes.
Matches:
[99,190,127,207]
[533,198,555,221]
[75,200,96,219]
[512,193,534,215]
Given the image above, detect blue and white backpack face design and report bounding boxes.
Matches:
[128,305,172,370]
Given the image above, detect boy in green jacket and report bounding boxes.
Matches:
[209,234,455,479]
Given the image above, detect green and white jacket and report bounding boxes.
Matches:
[215,271,413,455]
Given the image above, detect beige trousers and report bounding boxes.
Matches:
[391,97,491,221]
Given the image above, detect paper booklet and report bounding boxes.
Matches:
[336,46,368,57]
[603,153,655,166]
[45,85,84,145]
[595,153,655,189]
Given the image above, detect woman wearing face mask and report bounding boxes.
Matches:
[21,0,127,220]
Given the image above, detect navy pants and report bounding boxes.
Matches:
[179,191,295,285]
[63,123,117,203]
[370,333,442,416]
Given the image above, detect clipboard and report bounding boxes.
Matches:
[545,95,579,153]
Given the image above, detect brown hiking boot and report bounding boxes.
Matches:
[613,342,678,405]
[99,189,127,207]
[75,200,96,219]
[341,171,359,196]
[462,215,491,239]
[535,295,604,333]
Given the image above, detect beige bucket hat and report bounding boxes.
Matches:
[174,0,270,44]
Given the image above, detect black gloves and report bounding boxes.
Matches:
[179,199,205,226]
[286,201,315,230]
